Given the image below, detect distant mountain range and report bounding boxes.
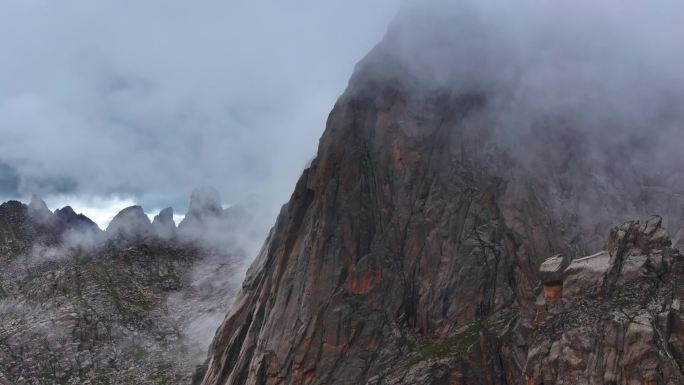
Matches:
[0,190,267,385]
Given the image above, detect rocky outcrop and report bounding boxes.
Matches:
[526,217,684,384]
[196,11,684,385]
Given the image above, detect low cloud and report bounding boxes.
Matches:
[0,0,404,222]
[351,0,684,246]
[29,227,103,264]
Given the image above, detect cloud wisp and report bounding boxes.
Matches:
[0,0,404,218]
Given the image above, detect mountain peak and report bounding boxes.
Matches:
[106,205,152,239]
[195,18,684,383]
[27,195,55,224]
[28,194,49,212]
[187,187,222,218]
[178,187,224,234]
[55,206,100,232]
[152,207,176,238]
[56,205,77,216]
[156,206,174,220]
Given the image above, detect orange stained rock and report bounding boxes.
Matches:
[376,110,390,131]
[447,369,463,385]
[345,265,386,294]
[407,234,424,259]
[304,370,315,382]
[292,367,316,384]
[543,283,563,300]
[479,188,495,205]
[340,164,360,193]
[377,110,415,172]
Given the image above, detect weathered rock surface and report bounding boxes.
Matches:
[196,11,684,385]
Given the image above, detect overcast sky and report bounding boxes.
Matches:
[0,0,403,227]
[4,0,683,231]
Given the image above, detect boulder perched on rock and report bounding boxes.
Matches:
[539,254,569,284]
[539,254,569,300]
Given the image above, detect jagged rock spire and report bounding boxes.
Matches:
[55,206,100,232]
[27,194,55,224]
[178,186,225,240]
[152,207,176,239]
[28,194,50,213]
[188,187,222,217]
[106,205,152,239]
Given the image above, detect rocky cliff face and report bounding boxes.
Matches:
[0,195,255,385]
[196,12,684,385]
